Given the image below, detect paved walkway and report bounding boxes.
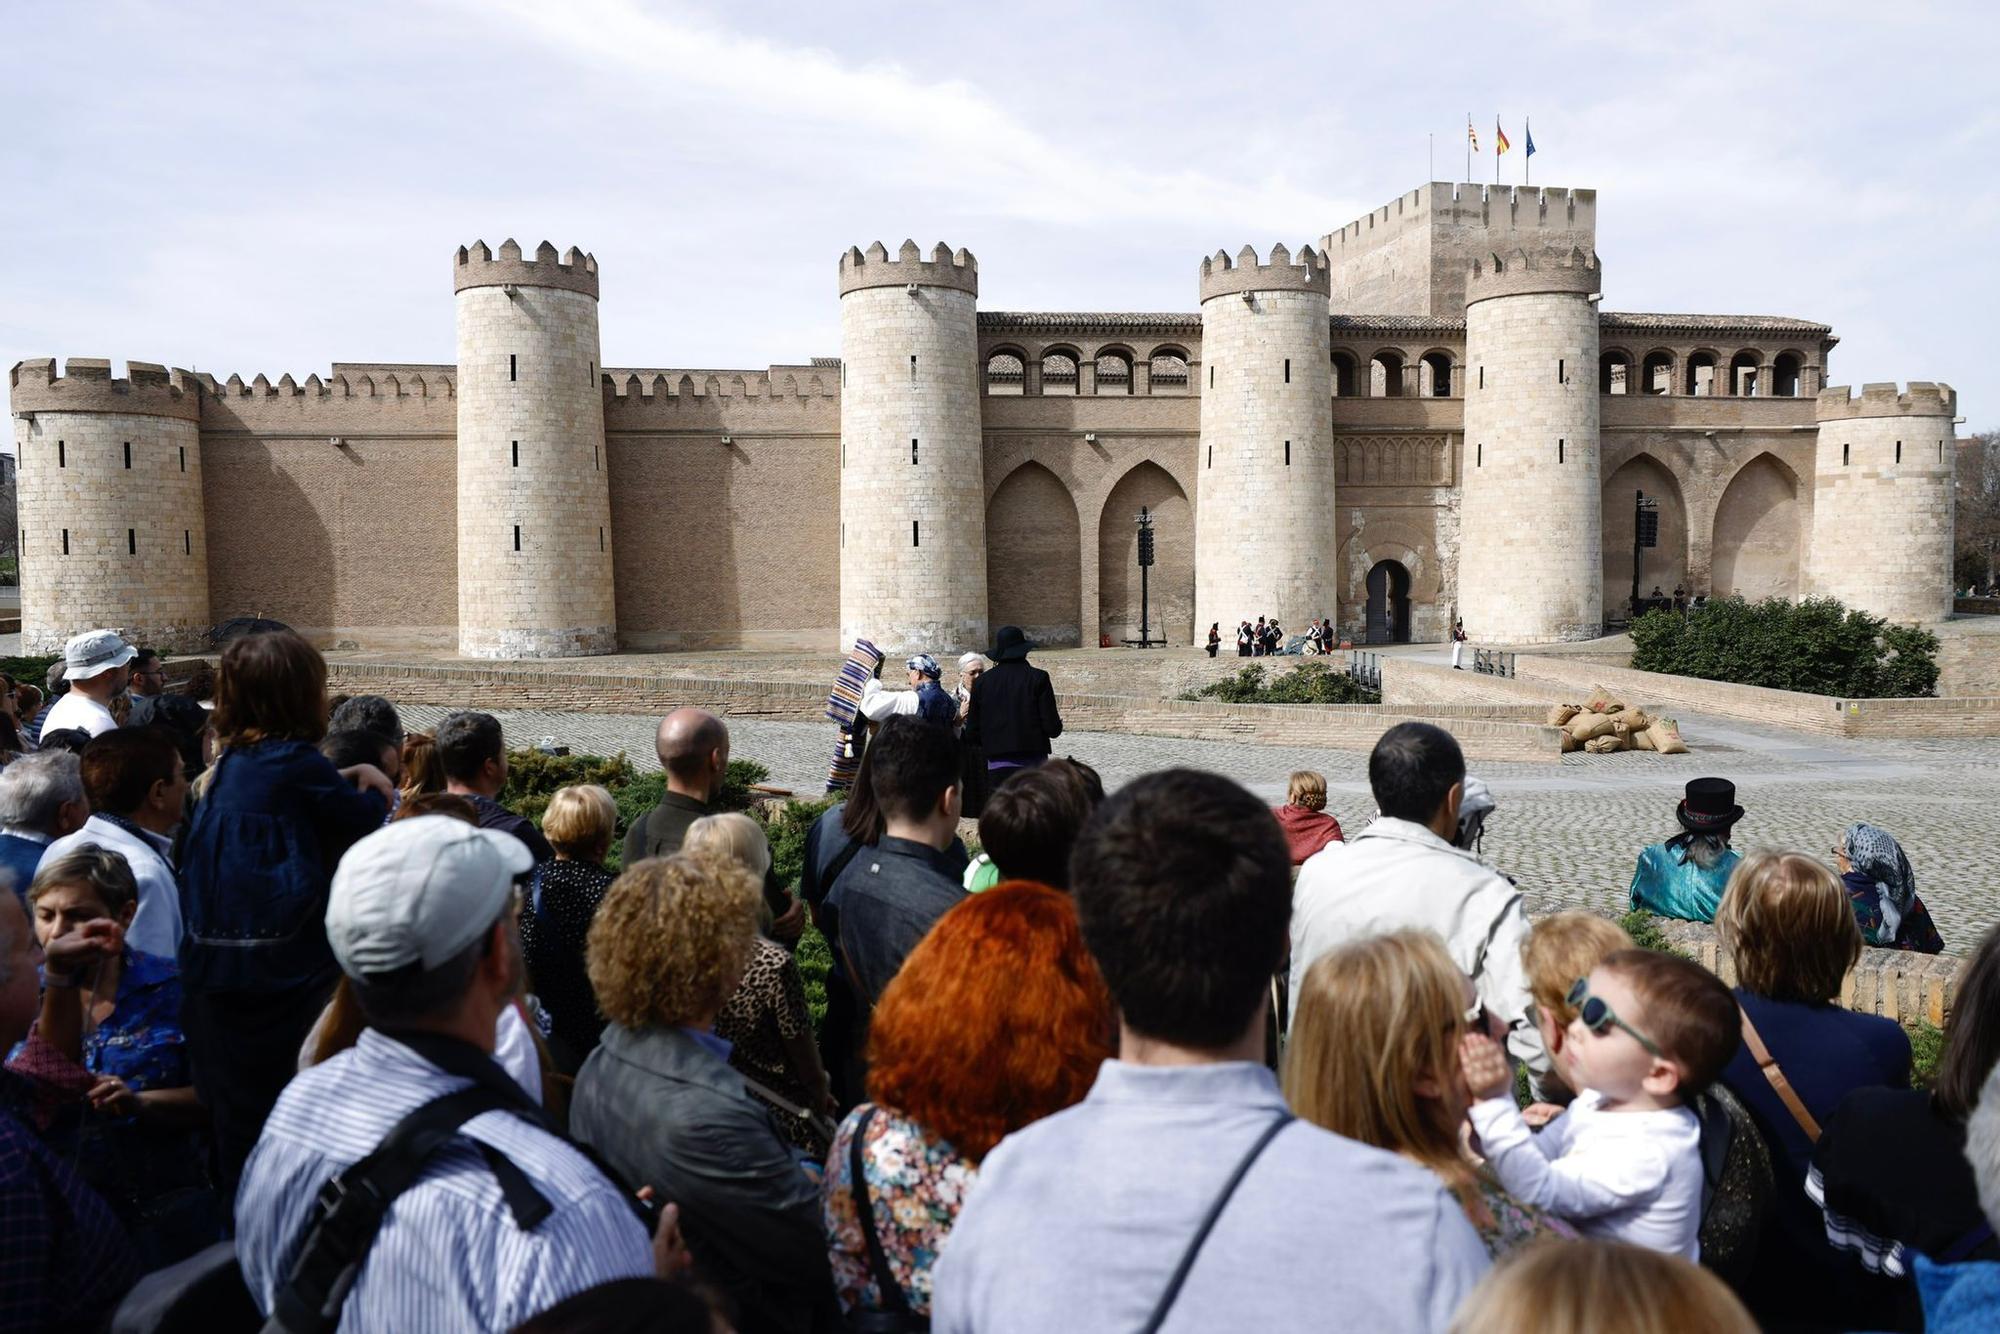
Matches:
[402,702,2000,953]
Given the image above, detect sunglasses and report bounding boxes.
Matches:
[1566,977,1665,1060]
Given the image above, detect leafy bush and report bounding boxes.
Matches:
[498,749,772,868]
[1629,595,1939,699]
[1180,660,1381,706]
[0,655,61,686]
[1909,1019,1946,1089]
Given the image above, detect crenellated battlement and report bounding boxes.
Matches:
[454,239,599,299]
[1198,243,1330,302]
[1816,381,1957,422]
[603,367,839,433]
[1464,246,1601,304]
[838,240,977,298]
[196,369,455,400]
[1322,182,1597,252]
[10,357,204,422]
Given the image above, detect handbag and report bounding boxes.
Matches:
[844,1105,930,1333]
[1738,1010,1821,1141]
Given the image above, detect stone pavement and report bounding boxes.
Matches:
[402,701,2000,954]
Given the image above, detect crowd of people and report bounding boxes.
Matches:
[1216,616,1341,658]
[0,622,1991,1332]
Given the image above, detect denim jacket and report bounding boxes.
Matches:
[178,740,386,994]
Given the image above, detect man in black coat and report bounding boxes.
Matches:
[962,625,1063,780]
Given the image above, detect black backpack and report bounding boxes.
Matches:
[1692,1082,1773,1288]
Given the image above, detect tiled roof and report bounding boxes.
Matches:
[1599,312,1833,335]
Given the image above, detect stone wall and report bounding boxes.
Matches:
[1810,385,1955,623]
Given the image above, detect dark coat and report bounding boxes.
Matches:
[571,1025,834,1334]
[962,658,1063,764]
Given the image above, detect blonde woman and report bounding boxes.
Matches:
[685,813,835,1156]
[1272,770,1343,865]
[520,784,619,1068]
[1449,1238,1756,1334]
[1286,928,1573,1257]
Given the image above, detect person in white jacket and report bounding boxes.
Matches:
[1289,721,1549,1083]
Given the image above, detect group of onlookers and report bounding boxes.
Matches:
[0,622,1994,1333]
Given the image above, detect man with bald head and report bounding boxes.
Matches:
[624,709,802,941]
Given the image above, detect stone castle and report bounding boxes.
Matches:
[7,182,1959,659]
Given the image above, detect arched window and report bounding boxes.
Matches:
[1370,350,1405,398]
[1330,351,1358,398]
[1685,351,1718,397]
[984,350,1025,396]
[1641,350,1674,395]
[1094,350,1133,396]
[1420,352,1453,397]
[1599,350,1633,395]
[1041,350,1079,397]
[1148,348,1190,395]
[1729,350,1762,397]
[1771,352,1803,397]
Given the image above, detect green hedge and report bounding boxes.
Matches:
[1179,660,1381,706]
[1629,596,1939,699]
[499,749,772,861]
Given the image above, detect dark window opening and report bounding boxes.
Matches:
[1895,440,1902,464]
[1843,443,1850,467]
[509,354,517,382]
[513,525,521,552]
[1207,445,1212,469]
[57,440,65,468]
[1285,440,1291,466]
[1939,439,1945,463]
[588,361,594,384]
[127,528,135,555]
[1209,365,1214,388]
[183,530,191,555]
[61,529,69,555]
[123,441,131,469]
[912,520,920,548]
[912,438,919,465]
[1477,442,1483,467]
[1559,439,1565,464]
[178,445,186,472]
[910,354,917,382]
[1558,358,1565,384]
[593,445,600,471]
[1478,367,1484,390]
[599,526,605,552]
[512,440,519,467]
[1284,358,1291,384]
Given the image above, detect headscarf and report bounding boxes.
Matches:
[1843,822,1918,941]
[906,653,942,681]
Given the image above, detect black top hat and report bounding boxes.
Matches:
[988,625,1035,661]
[1676,777,1744,833]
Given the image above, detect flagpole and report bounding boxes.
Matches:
[1465,113,1471,183]
[1525,118,1532,185]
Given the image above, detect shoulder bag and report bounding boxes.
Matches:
[1139,1113,1294,1334]
[845,1105,930,1333]
[1739,1009,1821,1142]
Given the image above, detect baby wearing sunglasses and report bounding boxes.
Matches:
[1460,948,1740,1260]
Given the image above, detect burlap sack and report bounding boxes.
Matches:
[1585,686,1624,714]
[1631,727,1656,751]
[1585,734,1625,754]
[1648,718,1689,755]
[1548,704,1581,727]
[1560,730,1581,753]
[1613,707,1650,730]
[1611,721,1632,740]
[1569,713,1617,742]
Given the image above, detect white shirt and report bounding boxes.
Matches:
[44,814,182,958]
[1470,1089,1705,1259]
[1290,817,1548,1078]
[41,691,117,738]
[858,678,920,722]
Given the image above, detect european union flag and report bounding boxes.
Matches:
[1526,121,1537,157]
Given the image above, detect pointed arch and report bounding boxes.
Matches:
[1601,452,1689,619]
[1099,461,1193,646]
[1712,452,1803,600]
[986,462,1081,646]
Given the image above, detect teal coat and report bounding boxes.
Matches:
[1629,841,1742,923]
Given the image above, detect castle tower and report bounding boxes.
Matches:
[1809,382,1956,622]
[1457,248,1604,643]
[453,240,616,658]
[836,241,986,654]
[9,358,210,652]
[1194,245,1336,640]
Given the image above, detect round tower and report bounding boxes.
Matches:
[1457,247,1604,643]
[453,239,616,658]
[1193,244,1336,641]
[1809,382,1956,622]
[836,240,985,654]
[9,358,210,652]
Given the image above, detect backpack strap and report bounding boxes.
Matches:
[1738,1010,1821,1143]
[847,1105,916,1318]
[1139,1114,1292,1334]
[263,1084,547,1334]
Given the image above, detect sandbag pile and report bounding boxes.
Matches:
[1545,690,1688,756]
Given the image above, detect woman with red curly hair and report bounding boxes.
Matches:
[821,881,1112,1322]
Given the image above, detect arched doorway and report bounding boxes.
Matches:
[1600,454,1689,620]
[986,462,1081,645]
[1365,560,1412,644]
[1099,462,1193,646]
[1712,454,1803,599]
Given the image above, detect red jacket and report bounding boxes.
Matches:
[1273,804,1344,865]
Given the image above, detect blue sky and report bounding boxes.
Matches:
[3,1,1996,425]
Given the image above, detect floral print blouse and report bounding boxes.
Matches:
[1463,1174,1577,1257]
[821,1102,979,1317]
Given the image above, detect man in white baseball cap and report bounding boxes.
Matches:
[234,816,660,1328]
[41,630,135,738]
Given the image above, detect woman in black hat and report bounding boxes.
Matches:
[1628,777,1745,922]
[962,626,1064,784]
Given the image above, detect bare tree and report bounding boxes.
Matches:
[1956,430,2000,589]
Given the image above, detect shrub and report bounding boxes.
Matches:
[0,655,61,686]
[1629,595,1939,699]
[1180,660,1381,706]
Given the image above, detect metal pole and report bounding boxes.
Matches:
[1631,489,1644,618]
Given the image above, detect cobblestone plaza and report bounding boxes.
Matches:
[403,700,2000,953]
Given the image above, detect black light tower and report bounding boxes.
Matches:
[1133,506,1162,647]
[1631,488,1660,619]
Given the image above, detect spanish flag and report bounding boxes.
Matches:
[1467,116,1478,152]
[1496,119,1511,155]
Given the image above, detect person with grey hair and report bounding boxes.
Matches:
[0,750,88,906]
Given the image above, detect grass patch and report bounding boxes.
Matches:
[1617,909,1693,960]
[1909,1019,1946,1089]
[1179,660,1381,706]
